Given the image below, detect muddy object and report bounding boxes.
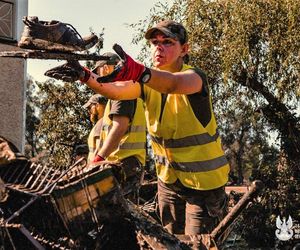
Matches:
[211,180,264,244]
[0,50,110,61]
[128,201,191,250]
[0,136,27,166]
[18,16,98,52]
[0,137,264,249]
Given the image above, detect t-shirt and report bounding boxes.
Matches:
[187,68,211,127]
[108,99,136,121]
[140,67,212,128]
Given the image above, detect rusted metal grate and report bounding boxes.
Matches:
[0,157,86,196]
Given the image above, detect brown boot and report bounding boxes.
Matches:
[18,16,98,52]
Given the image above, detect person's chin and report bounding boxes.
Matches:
[154,61,164,68]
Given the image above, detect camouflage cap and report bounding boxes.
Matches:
[83,94,107,108]
[92,52,120,73]
[145,20,188,44]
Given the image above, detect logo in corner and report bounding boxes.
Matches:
[275,215,294,241]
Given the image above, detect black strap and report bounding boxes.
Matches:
[159,94,168,123]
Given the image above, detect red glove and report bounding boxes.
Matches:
[97,44,151,84]
[80,67,91,82]
[92,154,105,163]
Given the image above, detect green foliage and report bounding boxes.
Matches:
[25,76,40,158]
[32,79,93,167]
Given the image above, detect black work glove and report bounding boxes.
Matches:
[44,60,90,82]
[97,44,151,84]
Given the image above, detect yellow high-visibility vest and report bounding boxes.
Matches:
[144,64,229,190]
[99,99,146,165]
[87,119,102,163]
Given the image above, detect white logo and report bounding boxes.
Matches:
[275,215,294,241]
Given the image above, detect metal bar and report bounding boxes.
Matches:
[38,157,86,195]
[49,196,72,236]
[5,227,17,250]
[6,165,21,183]
[28,165,48,189]
[32,167,53,192]
[210,180,264,242]
[18,225,45,250]
[37,168,61,194]
[5,185,40,197]
[24,164,43,188]
[79,172,100,227]
[5,196,39,223]
[19,162,37,185]
[12,161,31,184]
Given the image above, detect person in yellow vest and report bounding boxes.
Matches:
[83,93,107,163]
[45,20,229,236]
[89,53,146,194]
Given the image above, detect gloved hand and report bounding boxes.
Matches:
[97,44,151,84]
[91,154,105,163]
[44,60,91,82]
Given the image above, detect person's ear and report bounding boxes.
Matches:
[181,43,189,58]
[103,64,111,75]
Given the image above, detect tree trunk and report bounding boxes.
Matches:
[236,71,300,175]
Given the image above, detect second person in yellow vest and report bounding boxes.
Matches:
[91,53,147,194]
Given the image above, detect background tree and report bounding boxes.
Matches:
[25,76,40,158]
[131,0,300,248]
[33,80,93,167]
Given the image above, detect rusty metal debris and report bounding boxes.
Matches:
[0,50,110,61]
[211,180,264,245]
[0,137,264,250]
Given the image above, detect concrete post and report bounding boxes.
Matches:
[0,0,28,152]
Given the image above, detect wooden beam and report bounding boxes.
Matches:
[0,50,109,61]
[211,180,264,243]
[127,201,191,250]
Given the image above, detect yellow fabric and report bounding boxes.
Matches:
[144,64,229,190]
[99,99,146,165]
[87,119,102,163]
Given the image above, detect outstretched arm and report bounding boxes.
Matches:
[96,115,130,159]
[86,67,202,96]
[145,68,202,94]
[86,73,141,100]
[94,44,203,95]
[44,44,203,98]
[44,60,142,100]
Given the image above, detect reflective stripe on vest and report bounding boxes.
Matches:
[144,64,229,190]
[119,142,145,150]
[150,131,219,148]
[154,154,228,172]
[99,99,146,165]
[87,120,102,163]
[102,124,145,133]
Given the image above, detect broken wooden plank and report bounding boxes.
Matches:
[225,186,249,194]
[0,50,110,61]
[210,180,264,243]
[176,234,219,250]
[127,201,191,250]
